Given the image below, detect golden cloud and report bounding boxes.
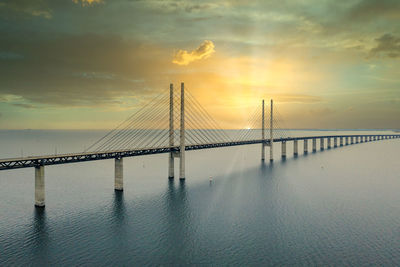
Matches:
[72,0,103,6]
[172,40,215,65]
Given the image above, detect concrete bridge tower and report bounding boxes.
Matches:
[168,83,185,180]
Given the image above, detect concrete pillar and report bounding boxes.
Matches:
[334,137,337,147]
[312,138,316,152]
[168,84,174,179]
[293,140,298,156]
[320,138,324,150]
[356,136,359,143]
[115,157,123,191]
[351,136,354,144]
[35,165,45,207]
[340,137,343,146]
[281,141,286,158]
[304,139,308,154]
[327,138,331,149]
[270,99,274,162]
[261,100,265,161]
[179,82,185,180]
[345,137,349,145]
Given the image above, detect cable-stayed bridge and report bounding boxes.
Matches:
[0,82,399,207]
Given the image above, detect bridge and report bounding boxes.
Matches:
[1,83,399,207]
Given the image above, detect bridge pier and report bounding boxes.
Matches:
[179,83,185,180]
[270,100,274,162]
[351,136,354,144]
[304,139,308,154]
[340,137,343,146]
[334,137,337,147]
[293,140,298,156]
[345,137,349,145]
[327,138,331,149]
[261,100,265,161]
[312,138,316,152]
[281,141,286,159]
[35,165,45,207]
[320,138,324,150]
[168,84,175,179]
[115,157,123,191]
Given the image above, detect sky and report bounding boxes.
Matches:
[0,0,399,129]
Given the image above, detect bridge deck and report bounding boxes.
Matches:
[0,134,398,170]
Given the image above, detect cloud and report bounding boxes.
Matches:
[347,0,400,22]
[72,0,104,6]
[0,0,52,19]
[11,103,36,109]
[275,94,323,104]
[369,33,400,58]
[172,40,215,65]
[0,52,24,60]
[0,33,171,107]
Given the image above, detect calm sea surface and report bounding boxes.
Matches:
[0,130,399,266]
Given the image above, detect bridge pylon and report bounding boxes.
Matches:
[261,100,265,161]
[270,99,274,162]
[261,99,274,162]
[168,82,185,180]
[168,84,174,179]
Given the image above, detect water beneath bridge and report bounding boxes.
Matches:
[0,129,399,266]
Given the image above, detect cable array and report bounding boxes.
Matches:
[85,86,291,152]
[85,90,173,152]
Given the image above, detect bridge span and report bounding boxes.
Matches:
[0,82,399,207]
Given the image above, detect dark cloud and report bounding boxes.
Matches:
[0,33,173,107]
[347,0,400,22]
[370,33,400,58]
[11,103,36,109]
[0,0,52,19]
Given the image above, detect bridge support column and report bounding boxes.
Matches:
[179,82,185,180]
[270,99,274,162]
[327,138,331,149]
[168,83,174,179]
[304,139,308,154]
[293,140,298,156]
[261,100,265,161]
[320,138,324,150]
[340,137,343,146]
[35,165,45,207]
[345,137,349,145]
[281,141,286,159]
[351,137,354,144]
[115,157,123,191]
[312,138,316,152]
[334,137,337,147]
